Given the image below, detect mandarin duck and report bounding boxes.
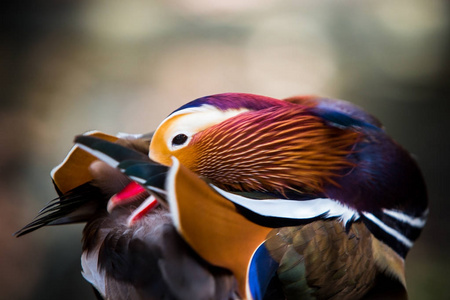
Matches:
[16,93,428,300]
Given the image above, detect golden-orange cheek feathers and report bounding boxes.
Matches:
[150,107,252,168]
[149,130,198,169]
[149,114,186,167]
[150,105,361,196]
[149,137,172,166]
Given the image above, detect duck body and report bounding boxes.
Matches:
[17,93,428,300]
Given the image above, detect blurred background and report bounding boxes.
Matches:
[1,0,449,299]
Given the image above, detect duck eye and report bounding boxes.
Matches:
[172,133,188,146]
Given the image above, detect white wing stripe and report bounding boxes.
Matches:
[363,212,413,248]
[211,185,358,226]
[382,208,428,228]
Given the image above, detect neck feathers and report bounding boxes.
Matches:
[189,106,360,196]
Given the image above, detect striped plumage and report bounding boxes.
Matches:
[184,106,360,195]
[16,93,427,300]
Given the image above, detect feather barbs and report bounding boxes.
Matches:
[150,108,249,166]
[187,106,361,195]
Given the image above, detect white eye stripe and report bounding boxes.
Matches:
[162,107,249,152]
[167,104,217,119]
